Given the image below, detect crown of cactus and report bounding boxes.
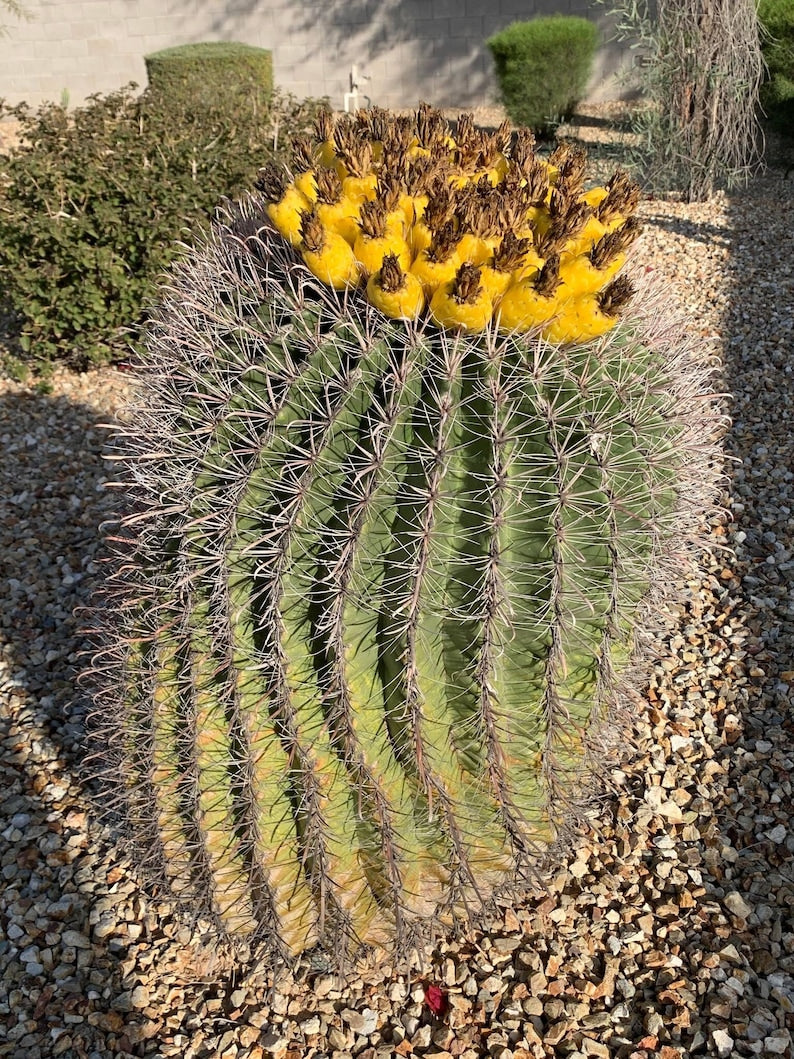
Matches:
[256,104,642,344]
[90,105,723,967]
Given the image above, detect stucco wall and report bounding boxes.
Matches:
[0,0,637,111]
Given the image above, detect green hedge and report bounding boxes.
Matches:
[487,17,598,135]
[758,0,794,138]
[0,84,323,374]
[145,41,273,108]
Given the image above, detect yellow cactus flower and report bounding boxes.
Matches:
[480,232,534,302]
[374,176,414,240]
[457,232,494,266]
[299,208,360,290]
[314,108,338,169]
[559,218,642,298]
[542,275,635,345]
[568,174,640,254]
[313,168,361,246]
[496,254,568,333]
[290,137,319,203]
[333,122,378,204]
[353,200,412,277]
[293,171,318,203]
[430,263,493,332]
[343,171,378,205]
[367,253,426,320]
[256,103,639,339]
[410,222,463,296]
[409,181,455,256]
[582,186,609,209]
[256,162,311,248]
[596,170,641,232]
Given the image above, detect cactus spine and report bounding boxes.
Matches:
[91,105,723,963]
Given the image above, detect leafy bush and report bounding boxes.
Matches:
[486,17,598,134]
[144,41,273,108]
[0,84,324,372]
[758,0,794,137]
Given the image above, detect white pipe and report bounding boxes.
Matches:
[344,64,371,112]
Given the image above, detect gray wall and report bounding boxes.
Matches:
[0,0,637,112]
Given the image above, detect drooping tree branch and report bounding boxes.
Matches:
[599,0,766,200]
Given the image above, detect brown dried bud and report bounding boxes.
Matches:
[451,263,484,305]
[358,200,388,239]
[314,108,335,145]
[255,161,288,201]
[533,252,562,297]
[598,275,635,316]
[494,120,512,156]
[511,128,536,172]
[383,115,414,156]
[405,155,438,195]
[455,112,476,150]
[333,122,373,176]
[548,185,574,220]
[368,106,391,143]
[492,232,533,274]
[555,144,587,192]
[561,199,592,239]
[376,173,403,213]
[496,194,530,235]
[415,102,447,150]
[597,169,641,223]
[523,159,550,204]
[315,167,343,205]
[377,253,408,293]
[291,136,315,172]
[535,224,567,259]
[427,221,461,262]
[458,187,493,238]
[352,108,371,137]
[299,208,326,253]
[549,142,574,170]
[477,132,501,169]
[590,217,643,268]
[423,184,457,232]
[454,113,483,168]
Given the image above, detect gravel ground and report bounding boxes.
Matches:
[1,156,793,1059]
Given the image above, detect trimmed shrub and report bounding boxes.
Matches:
[487,17,598,134]
[0,84,324,373]
[758,0,794,137]
[144,41,273,109]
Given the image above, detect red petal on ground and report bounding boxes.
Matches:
[424,982,448,1016]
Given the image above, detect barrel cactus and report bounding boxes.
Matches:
[91,105,723,965]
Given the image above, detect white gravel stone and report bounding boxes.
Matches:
[711,1029,735,1057]
[724,892,754,919]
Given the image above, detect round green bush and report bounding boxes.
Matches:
[144,41,273,109]
[487,17,598,134]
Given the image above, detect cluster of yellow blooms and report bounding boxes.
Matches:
[256,104,642,343]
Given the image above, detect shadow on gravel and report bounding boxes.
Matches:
[712,163,794,966]
[0,386,165,1058]
[631,163,794,1052]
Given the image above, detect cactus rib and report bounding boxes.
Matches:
[380,335,516,895]
[326,338,453,919]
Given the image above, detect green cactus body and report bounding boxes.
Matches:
[93,107,722,964]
